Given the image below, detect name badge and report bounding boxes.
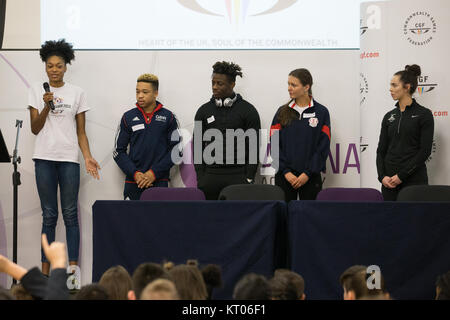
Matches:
[207,116,215,124]
[303,113,316,118]
[132,124,145,132]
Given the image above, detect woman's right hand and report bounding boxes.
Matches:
[43,92,54,108]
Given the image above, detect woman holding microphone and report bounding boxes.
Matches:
[28,39,100,275]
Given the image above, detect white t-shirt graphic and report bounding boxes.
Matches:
[28,82,90,163]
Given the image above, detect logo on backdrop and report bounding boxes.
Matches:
[417,75,438,95]
[360,73,369,106]
[360,19,368,36]
[359,73,369,106]
[403,11,437,46]
[426,139,437,163]
[360,137,369,153]
[177,0,299,25]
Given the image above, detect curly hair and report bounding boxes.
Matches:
[212,61,243,82]
[39,39,75,64]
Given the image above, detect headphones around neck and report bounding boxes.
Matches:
[215,94,237,108]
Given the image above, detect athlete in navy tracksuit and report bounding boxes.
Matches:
[114,74,180,200]
[270,69,331,201]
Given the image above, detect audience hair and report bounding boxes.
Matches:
[75,283,109,300]
[99,265,133,300]
[10,283,34,300]
[233,273,271,300]
[131,262,170,300]
[168,264,208,300]
[141,279,179,300]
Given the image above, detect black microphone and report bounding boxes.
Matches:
[43,82,55,110]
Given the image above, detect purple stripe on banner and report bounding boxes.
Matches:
[179,139,198,188]
[0,202,7,287]
[0,53,31,88]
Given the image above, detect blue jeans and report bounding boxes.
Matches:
[35,159,80,263]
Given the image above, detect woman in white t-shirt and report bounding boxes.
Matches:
[28,39,100,276]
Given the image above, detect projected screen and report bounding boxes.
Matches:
[41,0,375,50]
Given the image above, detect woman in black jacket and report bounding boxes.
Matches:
[376,64,434,201]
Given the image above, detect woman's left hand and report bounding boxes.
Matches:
[292,173,309,189]
[85,157,101,179]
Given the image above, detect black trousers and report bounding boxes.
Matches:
[381,166,428,201]
[197,167,249,200]
[275,172,323,202]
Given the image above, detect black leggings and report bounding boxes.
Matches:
[275,172,323,202]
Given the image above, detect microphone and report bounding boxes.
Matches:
[43,82,55,110]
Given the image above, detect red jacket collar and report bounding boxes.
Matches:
[136,102,163,124]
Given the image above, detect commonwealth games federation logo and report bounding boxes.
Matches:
[177,0,299,25]
[417,75,438,95]
[403,11,437,46]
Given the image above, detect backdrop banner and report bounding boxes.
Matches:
[360,0,450,189]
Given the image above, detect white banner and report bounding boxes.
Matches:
[360,0,450,189]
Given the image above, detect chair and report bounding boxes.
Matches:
[316,187,384,201]
[139,187,206,200]
[218,184,285,201]
[397,185,450,202]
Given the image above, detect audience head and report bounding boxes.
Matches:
[75,283,109,300]
[272,269,306,300]
[269,276,299,300]
[99,265,133,300]
[10,284,33,300]
[201,264,223,300]
[233,273,271,300]
[168,264,208,300]
[129,262,170,300]
[141,279,179,300]
[339,265,389,300]
[436,270,450,300]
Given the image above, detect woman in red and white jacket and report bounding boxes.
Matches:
[270,69,331,201]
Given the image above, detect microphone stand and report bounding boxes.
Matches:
[11,120,23,285]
